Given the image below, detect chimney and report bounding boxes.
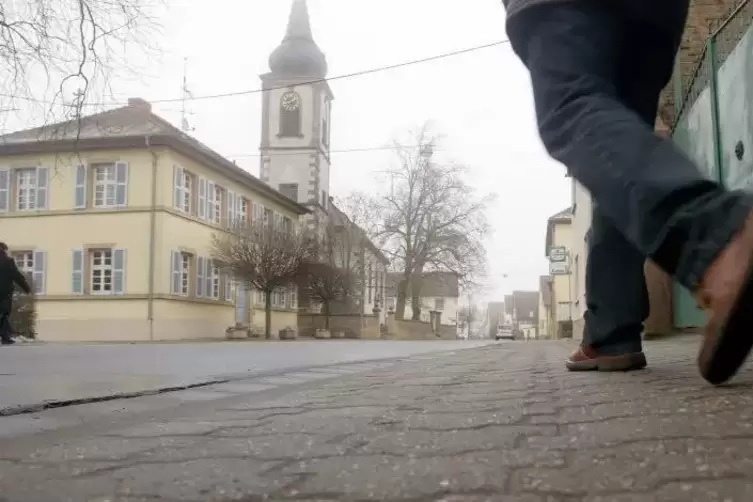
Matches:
[127,98,151,112]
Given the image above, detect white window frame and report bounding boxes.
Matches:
[211,185,222,224]
[16,168,37,211]
[181,171,192,213]
[93,163,117,208]
[13,251,33,278]
[210,261,220,299]
[180,252,190,296]
[90,249,114,295]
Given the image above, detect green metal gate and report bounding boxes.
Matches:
[671,0,753,328]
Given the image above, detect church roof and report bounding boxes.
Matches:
[268,0,328,79]
[0,98,310,215]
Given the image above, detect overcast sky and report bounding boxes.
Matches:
[8,0,573,305]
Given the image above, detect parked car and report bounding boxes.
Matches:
[495,325,515,341]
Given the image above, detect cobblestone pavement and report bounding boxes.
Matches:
[3,336,753,501]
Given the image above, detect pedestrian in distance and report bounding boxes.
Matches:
[502,0,753,385]
[0,242,32,345]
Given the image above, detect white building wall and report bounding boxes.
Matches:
[385,295,458,326]
[570,179,592,341]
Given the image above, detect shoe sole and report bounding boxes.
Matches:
[566,352,647,372]
[700,269,753,385]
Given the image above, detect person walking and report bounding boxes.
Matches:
[502,0,753,385]
[0,243,31,345]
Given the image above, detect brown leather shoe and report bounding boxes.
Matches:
[566,345,647,372]
[696,213,753,385]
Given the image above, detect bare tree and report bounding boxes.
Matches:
[212,219,314,339]
[0,0,162,126]
[370,123,493,320]
[302,261,358,330]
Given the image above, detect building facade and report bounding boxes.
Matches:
[385,272,460,327]
[544,207,574,339]
[261,0,389,319]
[0,99,308,342]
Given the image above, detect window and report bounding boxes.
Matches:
[16,168,37,211]
[75,162,128,209]
[12,250,45,295]
[435,298,445,311]
[238,197,249,224]
[210,262,220,299]
[279,183,298,201]
[72,248,125,295]
[170,251,191,296]
[173,166,193,214]
[93,164,117,208]
[211,185,222,224]
[283,216,293,234]
[272,288,287,308]
[322,99,331,147]
[279,91,302,137]
[0,166,48,212]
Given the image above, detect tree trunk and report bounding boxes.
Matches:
[324,301,331,330]
[265,290,273,340]
[395,276,409,320]
[411,269,424,321]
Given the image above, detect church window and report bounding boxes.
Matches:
[322,99,331,147]
[279,183,299,201]
[279,91,302,137]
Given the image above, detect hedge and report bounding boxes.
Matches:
[9,291,36,339]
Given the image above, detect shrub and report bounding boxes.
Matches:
[9,291,36,339]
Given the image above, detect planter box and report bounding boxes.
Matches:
[225,325,250,340]
[314,329,331,339]
[331,331,345,339]
[279,328,297,340]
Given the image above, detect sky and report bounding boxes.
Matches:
[6,0,573,305]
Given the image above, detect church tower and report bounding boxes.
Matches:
[260,0,333,234]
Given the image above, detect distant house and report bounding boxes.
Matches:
[544,206,574,339]
[487,301,505,337]
[385,272,460,326]
[538,276,553,339]
[509,290,539,339]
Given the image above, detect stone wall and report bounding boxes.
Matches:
[385,315,456,340]
[297,313,381,339]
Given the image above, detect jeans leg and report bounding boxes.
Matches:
[509,2,753,291]
[583,206,648,354]
[0,313,11,342]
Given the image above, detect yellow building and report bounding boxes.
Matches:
[542,207,574,339]
[0,99,309,342]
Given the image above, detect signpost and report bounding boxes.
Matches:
[549,261,570,276]
[549,246,567,262]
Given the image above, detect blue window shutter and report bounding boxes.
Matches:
[72,249,84,294]
[113,249,126,294]
[74,164,87,209]
[35,166,48,209]
[32,250,46,295]
[227,191,235,228]
[170,251,181,294]
[206,181,215,222]
[0,168,10,212]
[115,162,128,206]
[205,259,213,299]
[173,166,183,210]
[196,256,205,297]
[198,178,207,219]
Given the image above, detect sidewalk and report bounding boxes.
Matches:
[2,336,753,501]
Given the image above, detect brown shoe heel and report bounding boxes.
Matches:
[699,269,753,385]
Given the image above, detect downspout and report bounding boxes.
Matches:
[146,135,158,341]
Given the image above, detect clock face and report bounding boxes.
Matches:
[281,91,301,111]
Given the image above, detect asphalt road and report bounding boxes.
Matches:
[4,335,753,501]
[0,340,493,413]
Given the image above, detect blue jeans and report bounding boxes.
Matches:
[507,1,753,355]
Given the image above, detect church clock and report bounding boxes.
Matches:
[281,91,301,111]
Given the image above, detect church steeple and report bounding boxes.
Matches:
[268,0,328,78]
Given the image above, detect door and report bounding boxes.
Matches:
[235,284,248,325]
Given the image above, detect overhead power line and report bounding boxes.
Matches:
[0,39,510,107]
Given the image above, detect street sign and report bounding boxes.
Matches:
[549,261,570,275]
[549,246,568,262]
